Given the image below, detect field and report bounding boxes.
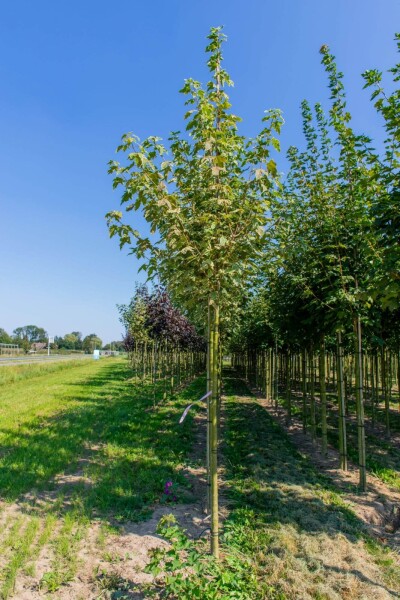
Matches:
[0,358,205,598]
[0,358,398,599]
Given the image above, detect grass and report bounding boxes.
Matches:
[39,510,89,592]
[0,357,92,386]
[223,373,400,598]
[1,359,399,598]
[263,377,400,492]
[148,370,400,599]
[0,358,203,506]
[0,358,204,597]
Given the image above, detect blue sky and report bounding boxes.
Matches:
[1,0,399,343]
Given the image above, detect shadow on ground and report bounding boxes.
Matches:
[0,361,205,521]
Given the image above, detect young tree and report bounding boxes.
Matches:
[107,27,282,556]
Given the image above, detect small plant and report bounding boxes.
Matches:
[144,515,271,599]
[95,568,135,598]
[39,571,60,593]
[161,480,178,504]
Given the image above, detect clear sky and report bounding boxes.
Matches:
[1,0,399,344]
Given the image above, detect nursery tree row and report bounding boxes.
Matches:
[118,285,206,400]
[108,28,399,553]
[230,35,400,492]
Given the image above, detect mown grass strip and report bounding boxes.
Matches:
[221,372,400,599]
[0,363,207,595]
[0,358,206,511]
[0,358,92,386]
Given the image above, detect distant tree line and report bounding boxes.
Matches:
[0,326,123,353]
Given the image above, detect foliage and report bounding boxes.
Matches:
[118,285,205,350]
[362,35,400,310]
[82,333,102,352]
[145,514,263,599]
[13,325,48,345]
[232,34,400,352]
[107,26,281,323]
[55,331,83,350]
[0,327,12,344]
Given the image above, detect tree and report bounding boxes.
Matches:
[82,334,102,353]
[71,331,83,350]
[0,328,12,344]
[64,333,80,349]
[55,331,83,350]
[362,35,400,311]
[260,43,384,490]
[107,27,281,556]
[13,325,47,344]
[103,341,125,351]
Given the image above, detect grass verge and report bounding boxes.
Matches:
[0,358,205,596]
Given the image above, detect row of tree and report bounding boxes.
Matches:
[118,285,206,395]
[229,35,400,493]
[107,28,399,555]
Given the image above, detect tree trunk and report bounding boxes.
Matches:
[381,346,390,437]
[285,352,291,424]
[208,299,219,558]
[302,348,307,433]
[397,351,400,413]
[319,337,328,457]
[309,345,316,442]
[206,304,212,515]
[337,331,347,470]
[354,315,367,492]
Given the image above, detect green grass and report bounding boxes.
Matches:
[263,379,400,493]
[149,370,400,599]
[0,358,205,596]
[0,357,92,386]
[1,360,398,599]
[1,517,40,598]
[39,510,89,592]
[0,358,203,508]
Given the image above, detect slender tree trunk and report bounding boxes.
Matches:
[337,331,347,470]
[388,351,393,421]
[397,351,400,413]
[319,337,328,457]
[375,352,379,425]
[371,352,376,427]
[269,348,273,404]
[210,300,220,558]
[354,315,367,492]
[285,352,291,424]
[302,348,307,433]
[381,346,390,437]
[309,345,316,442]
[206,303,212,515]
